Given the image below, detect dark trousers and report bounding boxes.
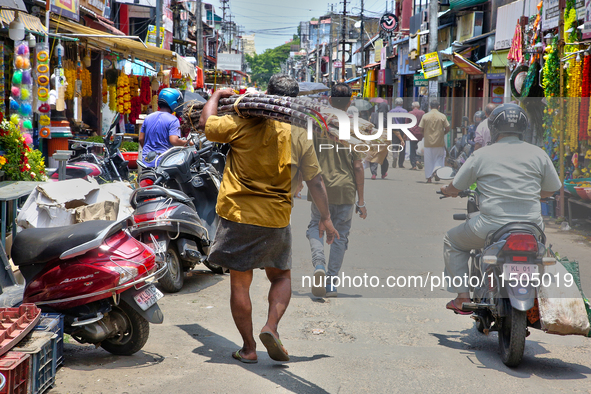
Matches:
[398,143,406,167]
[409,141,419,168]
[370,158,389,177]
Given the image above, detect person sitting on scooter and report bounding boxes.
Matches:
[466,111,484,155]
[139,88,192,167]
[439,104,561,315]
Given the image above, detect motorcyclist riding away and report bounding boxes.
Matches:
[439,104,562,315]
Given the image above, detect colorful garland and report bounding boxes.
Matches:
[140,76,152,105]
[102,78,108,104]
[117,73,131,114]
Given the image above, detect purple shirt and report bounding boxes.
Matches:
[140,111,180,167]
[389,106,408,124]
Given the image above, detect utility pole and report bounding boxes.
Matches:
[428,0,438,99]
[155,0,162,48]
[359,0,364,96]
[220,0,229,52]
[315,21,321,83]
[328,9,333,87]
[341,0,347,81]
[196,0,203,70]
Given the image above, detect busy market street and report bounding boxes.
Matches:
[50,167,591,394]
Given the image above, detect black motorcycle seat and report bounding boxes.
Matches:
[486,222,545,246]
[11,220,115,266]
[132,187,193,209]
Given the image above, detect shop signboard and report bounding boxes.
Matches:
[147,25,166,48]
[51,0,79,21]
[398,45,412,75]
[542,0,560,30]
[80,0,107,17]
[456,12,483,42]
[217,53,243,71]
[584,0,591,39]
[413,74,428,86]
[420,52,442,79]
[491,84,505,103]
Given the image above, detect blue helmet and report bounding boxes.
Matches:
[158,88,183,112]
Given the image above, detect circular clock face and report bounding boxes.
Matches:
[380,13,398,32]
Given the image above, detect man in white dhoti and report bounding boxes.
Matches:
[418,99,450,183]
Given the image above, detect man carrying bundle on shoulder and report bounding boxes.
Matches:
[198,74,339,364]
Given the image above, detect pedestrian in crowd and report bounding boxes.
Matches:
[466,111,484,155]
[418,98,450,183]
[198,74,338,364]
[139,88,192,167]
[369,102,391,179]
[474,103,497,150]
[388,98,408,169]
[307,82,367,298]
[408,101,425,171]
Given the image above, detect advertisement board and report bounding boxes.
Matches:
[217,53,243,71]
[420,52,442,79]
[51,0,79,21]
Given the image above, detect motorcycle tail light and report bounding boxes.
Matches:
[134,206,177,223]
[105,264,139,285]
[139,179,154,187]
[502,233,538,253]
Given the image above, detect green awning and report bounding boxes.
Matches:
[449,0,487,9]
[492,50,510,68]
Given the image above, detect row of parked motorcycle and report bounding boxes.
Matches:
[0,115,227,357]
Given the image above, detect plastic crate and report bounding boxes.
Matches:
[33,314,64,369]
[0,352,30,394]
[13,332,56,394]
[0,305,41,357]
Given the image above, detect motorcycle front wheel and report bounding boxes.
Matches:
[159,246,184,293]
[101,301,150,356]
[498,307,527,367]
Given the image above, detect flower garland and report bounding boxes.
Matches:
[102,78,108,104]
[64,68,76,100]
[140,76,152,105]
[81,68,92,98]
[116,73,131,114]
[566,58,581,150]
[129,75,139,98]
[580,56,591,140]
[108,85,117,111]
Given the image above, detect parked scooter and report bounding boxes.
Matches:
[436,167,555,367]
[7,218,166,355]
[130,141,224,293]
[48,114,130,183]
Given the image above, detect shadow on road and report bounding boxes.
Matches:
[157,269,225,296]
[431,327,591,379]
[62,344,165,370]
[177,323,331,394]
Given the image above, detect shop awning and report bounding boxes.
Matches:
[452,52,483,75]
[0,10,46,34]
[461,30,495,45]
[51,17,195,79]
[345,76,360,83]
[363,62,380,69]
[0,0,26,12]
[449,0,487,10]
[476,54,492,64]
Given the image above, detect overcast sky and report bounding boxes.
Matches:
[209,0,391,53]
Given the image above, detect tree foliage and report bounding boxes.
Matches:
[245,36,299,89]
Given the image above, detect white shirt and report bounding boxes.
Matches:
[474,118,490,146]
[452,136,561,238]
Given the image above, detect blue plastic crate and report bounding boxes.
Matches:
[33,314,63,368]
[13,332,57,394]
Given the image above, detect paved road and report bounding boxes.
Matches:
[54,166,591,394]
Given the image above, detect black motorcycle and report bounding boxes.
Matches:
[436,167,556,367]
[130,142,224,293]
[68,114,130,183]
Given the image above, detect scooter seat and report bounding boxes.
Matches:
[11,220,115,266]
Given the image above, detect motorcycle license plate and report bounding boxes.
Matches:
[503,263,538,279]
[133,285,163,311]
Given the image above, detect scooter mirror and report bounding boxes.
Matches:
[435,166,455,180]
[145,151,158,163]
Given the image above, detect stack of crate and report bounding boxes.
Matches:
[12,332,57,394]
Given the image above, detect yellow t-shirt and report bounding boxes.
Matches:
[205,115,321,228]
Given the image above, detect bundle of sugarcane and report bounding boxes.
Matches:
[182,94,377,146]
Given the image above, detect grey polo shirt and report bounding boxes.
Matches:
[452,136,561,238]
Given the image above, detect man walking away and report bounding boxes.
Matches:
[389,98,408,168]
[307,82,367,298]
[408,101,425,171]
[139,88,190,167]
[474,103,497,150]
[418,99,450,183]
[369,102,390,179]
[199,74,338,364]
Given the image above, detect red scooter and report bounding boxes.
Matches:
[9,218,167,355]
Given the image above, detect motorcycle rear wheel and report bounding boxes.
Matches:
[498,307,527,367]
[101,301,150,356]
[159,246,184,293]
